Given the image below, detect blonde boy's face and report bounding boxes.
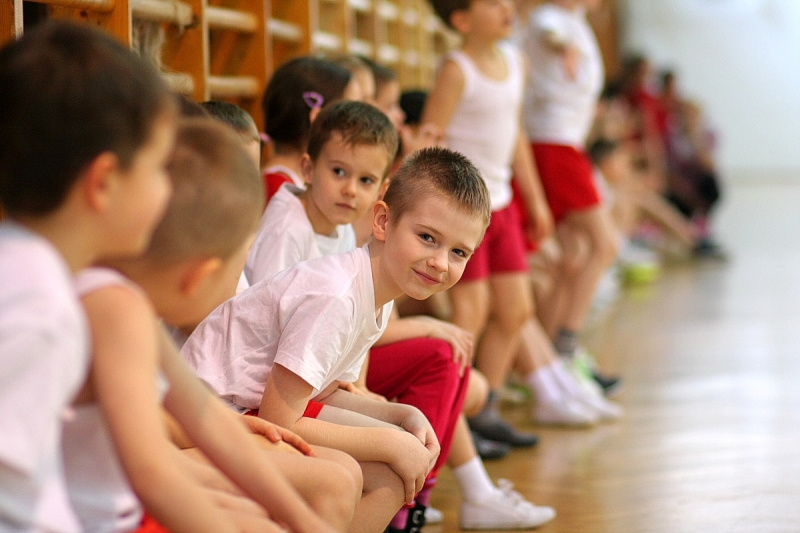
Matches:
[376,194,486,301]
[302,133,388,236]
[107,113,175,257]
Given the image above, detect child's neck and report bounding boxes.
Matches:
[461,36,503,62]
[266,148,303,177]
[368,238,403,312]
[16,213,98,273]
[299,192,337,237]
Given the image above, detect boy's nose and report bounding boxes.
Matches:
[427,249,448,273]
[342,179,357,197]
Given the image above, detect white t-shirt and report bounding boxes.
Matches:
[0,222,88,533]
[182,245,392,411]
[521,4,604,146]
[444,42,523,211]
[244,184,356,285]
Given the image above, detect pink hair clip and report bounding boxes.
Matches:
[302,91,324,110]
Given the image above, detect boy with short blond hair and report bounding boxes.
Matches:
[183,147,492,533]
[70,119,359,533]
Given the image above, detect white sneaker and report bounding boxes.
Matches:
[425,506,443,525]
[459,479,556,530]
[532,397,598,427]
[567,364,623,421]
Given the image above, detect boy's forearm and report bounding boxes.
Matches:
[292,416,401,462]
[320,388,412,426]
[512,133,547,206]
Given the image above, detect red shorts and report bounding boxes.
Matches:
[532,143,600,223]
[135,513,169,533]
[245,400,323,419]
[460,202,529,282]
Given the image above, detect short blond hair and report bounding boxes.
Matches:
[383,147,491,226]
[144,118,264,264]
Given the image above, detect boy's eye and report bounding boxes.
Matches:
[360,176,376,185]
[452,248,467,259]
[419,233,434,243]
[333,167,346,177]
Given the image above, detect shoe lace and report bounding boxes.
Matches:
[496,479,528,507]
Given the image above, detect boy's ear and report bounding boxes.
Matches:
[309,107,322,124]
[180,257,223,297]
[81,152,120,213]
[300,154,314,186]
[372,201,390,242]
[450,9,471,34]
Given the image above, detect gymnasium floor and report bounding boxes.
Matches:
[427,182,800,532]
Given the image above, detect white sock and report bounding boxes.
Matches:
[550,359,586,398]
[525,365,565,404]
[452,456,497,504]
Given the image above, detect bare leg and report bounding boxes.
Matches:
[556,207,619,333]
[351,462,406,533]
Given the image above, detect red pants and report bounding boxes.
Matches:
[367,338,469,480]
[135,513,170,533]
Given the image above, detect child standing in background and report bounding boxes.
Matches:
[518,0,621,390]
[0,20,176,532]
[424,0,553,449]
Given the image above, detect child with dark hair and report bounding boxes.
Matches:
[0,20,177,531]
[261,56,360,201]
[201,100,262,168]
[182,147,499,533]
[245,100,397,283]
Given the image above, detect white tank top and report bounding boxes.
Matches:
[444,42,523,211]
[63,267,171,533]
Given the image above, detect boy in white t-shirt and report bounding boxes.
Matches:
[182,147,492,533]
[245,99,397,282]
[0,21,177,532]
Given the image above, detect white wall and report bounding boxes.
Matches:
[620,0,800,180]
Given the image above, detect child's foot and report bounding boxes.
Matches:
[571,349,623,398]
[459,480,556,530]
[472,431,512,460]
[468,408,539,448]
[532,397,598,427]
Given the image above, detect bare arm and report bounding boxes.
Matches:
[258,364,432,503]
[159,331,336,533]
[373,314,473,376]
[84,287,243,533]
[420,59,464,133]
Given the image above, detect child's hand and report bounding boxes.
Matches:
[339,382,388,402]
[241,416,315,457]
[400,123,444,156]
[526,199,554,243]
[418,316,474,376]
[398,407,440,473]
[387,430,436,504]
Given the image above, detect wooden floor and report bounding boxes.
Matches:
[426,182,800,533]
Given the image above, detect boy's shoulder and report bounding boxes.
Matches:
[0,222,79,318]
